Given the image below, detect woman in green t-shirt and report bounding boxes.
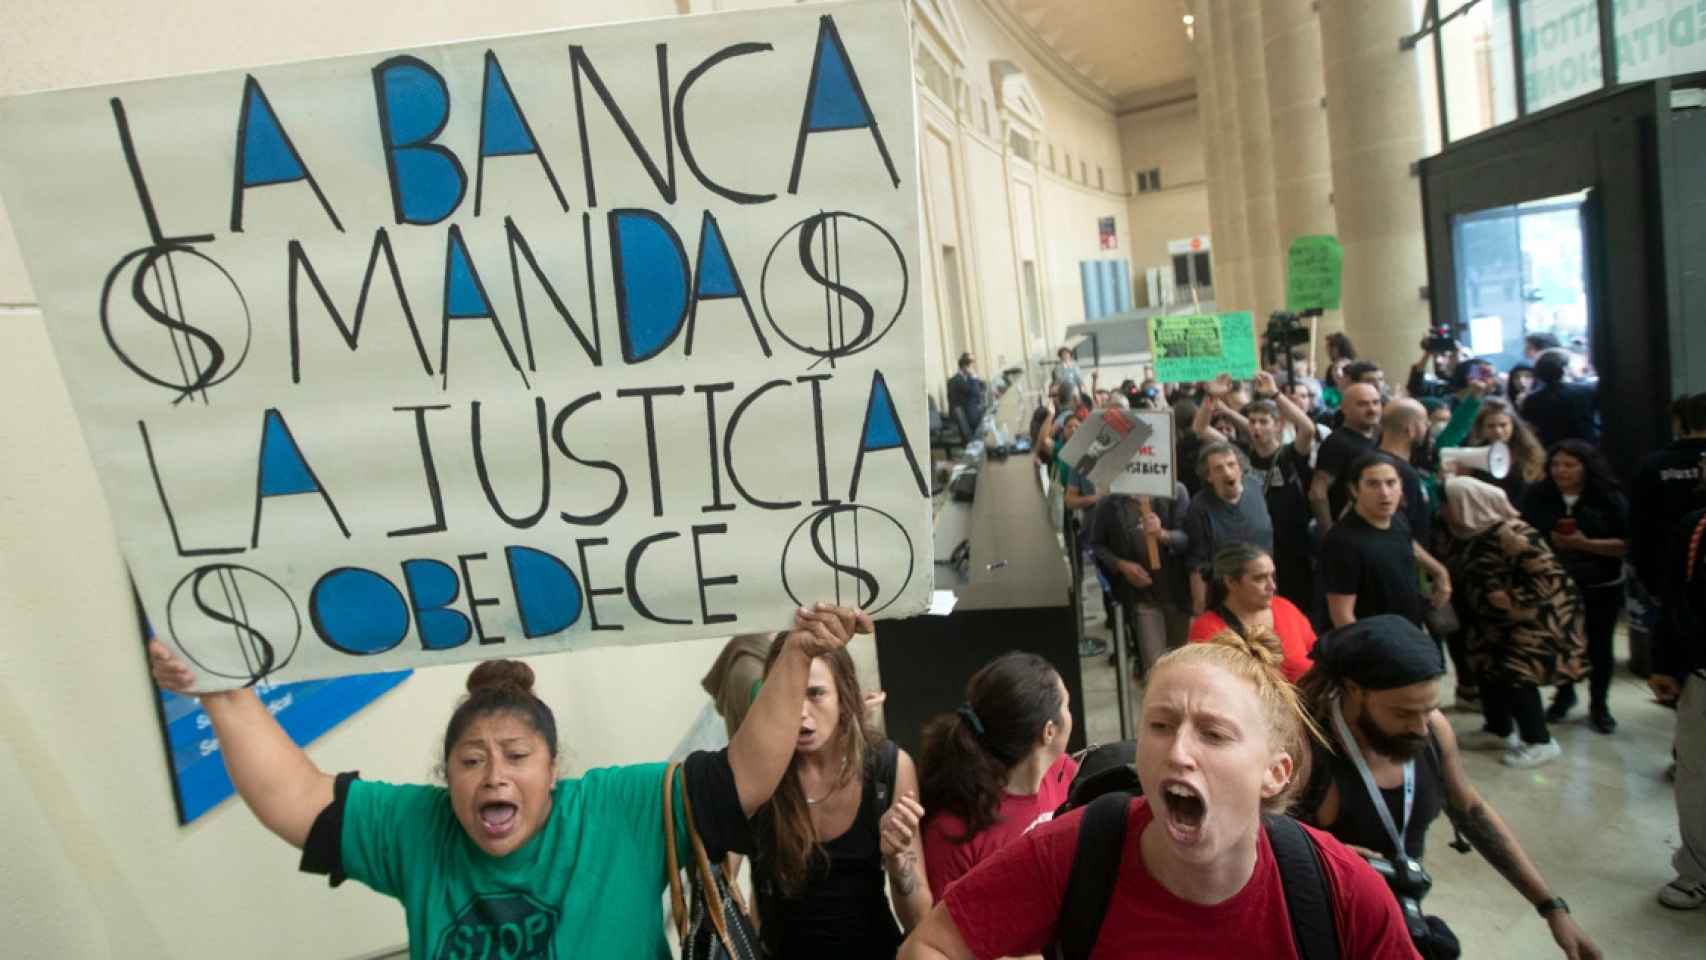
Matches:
[148,602,869,958]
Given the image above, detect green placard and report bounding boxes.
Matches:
[1286,234,1343,312]
[1147,312,1258,383]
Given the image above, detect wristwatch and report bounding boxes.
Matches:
[1535,896,1569,917]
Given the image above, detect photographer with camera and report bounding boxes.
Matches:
[1408,329,1466,401]
[1296,616,1603,960]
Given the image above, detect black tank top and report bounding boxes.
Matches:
[1310,731,1444,861]
[753,741,903,958]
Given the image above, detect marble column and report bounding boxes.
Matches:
[1232,0,1283,316]
[1208,0,1251,313]
[1318,0,1432,380]
[1191,0,1231,309]
[1262,0,1338,355]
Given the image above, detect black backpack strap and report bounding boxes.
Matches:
[1213,604,1249,639]
[1051,792,1132,960]
[1264,814,1341,960]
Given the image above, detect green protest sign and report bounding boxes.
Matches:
[1286,235,1343,312]
[1147,312,1258,383]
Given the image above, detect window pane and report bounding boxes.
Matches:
[1613,0,1706,83]
[1510,0,1604,112]
[1443,0,1518,140]
[1193,252,1213,288]
[1451,191,1592,371]
[1173,254,1191,288]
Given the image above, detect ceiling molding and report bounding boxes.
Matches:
[976,0,1118,113]
[1115,78,1199,115]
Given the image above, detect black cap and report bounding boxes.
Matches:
[1308,615,1445,690]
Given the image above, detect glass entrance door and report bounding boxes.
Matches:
[1451,190,1595,376]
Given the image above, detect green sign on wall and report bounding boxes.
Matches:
[1286,235,1343,312]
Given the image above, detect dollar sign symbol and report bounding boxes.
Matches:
[799,212,875,369]
[167,563,301,685]
[781,505,916,616]
[99,98,250,405]
[761,211,908,364]
[808,505,880,610]
[192,567,276,680]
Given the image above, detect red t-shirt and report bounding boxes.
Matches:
[942,796,1419,959]
[922,752,1079,902]
[1188,597,1317,682]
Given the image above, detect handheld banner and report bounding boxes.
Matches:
[1147,312,1258,383]
[0,0,929,688]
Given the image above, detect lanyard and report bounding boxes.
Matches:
[1332,698,1414,859]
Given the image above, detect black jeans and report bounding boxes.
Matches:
[1557,583,1624,711]
[1481,680,1550,744]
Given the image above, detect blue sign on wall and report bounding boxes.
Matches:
[155,671,409,824]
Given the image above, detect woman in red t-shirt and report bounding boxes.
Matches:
[899,633,1419,960]
[1189,543,1316,682]
[919,653,1077,901]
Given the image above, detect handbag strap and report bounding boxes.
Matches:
[677,763,739,956]
[663,762,690,942]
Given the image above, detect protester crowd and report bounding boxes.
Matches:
[146,331,1704,959]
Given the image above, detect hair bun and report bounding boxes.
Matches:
[467,659,536,696]
[1209,626,1285,671]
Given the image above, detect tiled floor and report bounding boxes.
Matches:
[1075,580,1700,959]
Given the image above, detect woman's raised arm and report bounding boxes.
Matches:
[149,641,333,848]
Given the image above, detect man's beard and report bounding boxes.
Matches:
[1356,707,1429,761]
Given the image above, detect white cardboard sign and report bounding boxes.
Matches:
[1107,411,1176,498]
[0,0,929,688]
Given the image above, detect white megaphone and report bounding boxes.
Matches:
[1439,441,1511,479]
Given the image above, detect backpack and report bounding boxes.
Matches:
[1055,741,1141,816]
[1047,793,1341,960]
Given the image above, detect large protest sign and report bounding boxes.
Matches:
[0,0,929,689]
[1147,312,1258,383]
[1286,235,1342,312]
[1107,411,1176,498]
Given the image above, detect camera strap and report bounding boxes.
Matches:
[1332,697,1414,859]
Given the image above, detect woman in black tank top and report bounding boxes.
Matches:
[748,638,930,957]
[754,742,903,956]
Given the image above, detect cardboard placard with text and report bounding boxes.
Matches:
[0,0,930,688]
[1147,312,1258,383]
[1286,234,1343,312]
[1106,410,1176,499]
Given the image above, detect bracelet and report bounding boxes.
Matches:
[1535,896,1569,917]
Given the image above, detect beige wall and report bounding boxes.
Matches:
[1117,99,1212,290]
[932,0,1133,380]
[0,1,1189,956]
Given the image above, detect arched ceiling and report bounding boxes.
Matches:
[984,0,1198,111]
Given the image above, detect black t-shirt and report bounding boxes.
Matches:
[1392,457,1430,544]
[1248,444,1312,548]
[1321,511,1424,626]
[1315,427,1378,520]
